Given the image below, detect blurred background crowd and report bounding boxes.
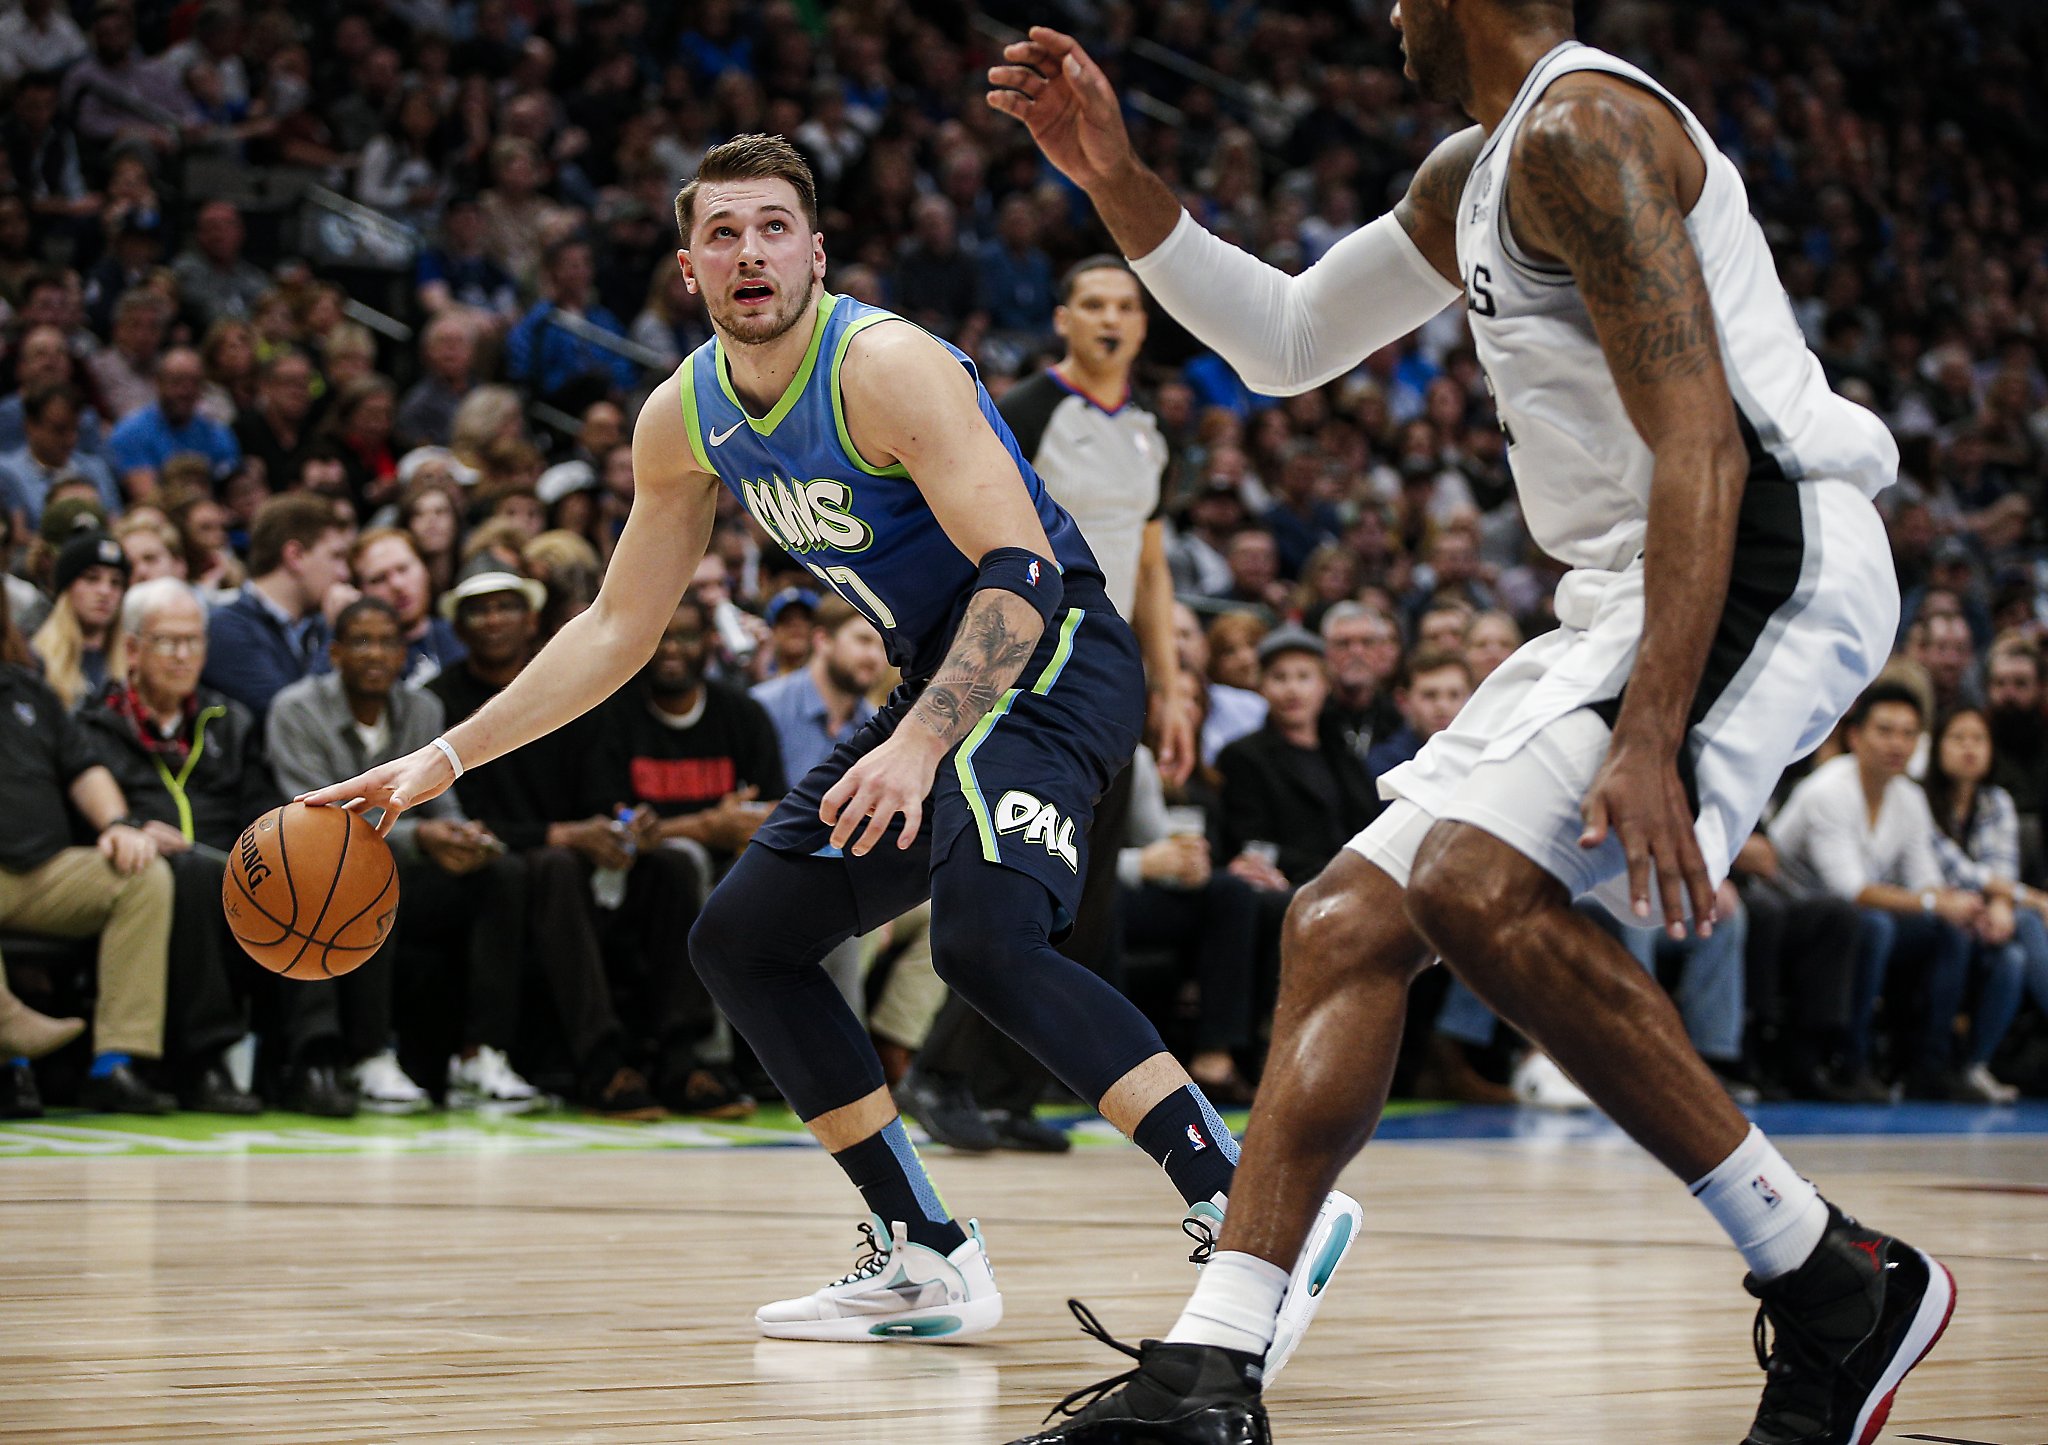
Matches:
[2,0,2047,1130]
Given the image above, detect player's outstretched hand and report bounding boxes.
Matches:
[295,743,458,837]
[1579,740,1716,939]
[986,26,1133,190]
[820,731,938,857]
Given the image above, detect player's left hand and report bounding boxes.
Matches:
[820,731,940,856]
[1579,738,1715,939]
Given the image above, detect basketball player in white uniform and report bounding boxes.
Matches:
[989,4,1954,1442]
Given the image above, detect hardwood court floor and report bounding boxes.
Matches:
[3,1125,2044,1443]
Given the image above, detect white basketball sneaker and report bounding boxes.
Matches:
[350,1050,430,1114]
[447,1046,541,1111]
[1512,1050,1594,1111]
[1179,1187,1364,1383]
[756,1216,1004,1343]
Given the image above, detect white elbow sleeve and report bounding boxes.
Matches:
[1128,209,1463,396]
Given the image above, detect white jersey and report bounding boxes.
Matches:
[1456,42,1898,574]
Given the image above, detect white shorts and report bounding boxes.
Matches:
[1350,479,1898,916]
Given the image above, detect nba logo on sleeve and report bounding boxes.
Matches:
[1185,1123,1208,1153]
[1026,559,1041,587]
[1751,1174,1782,1209]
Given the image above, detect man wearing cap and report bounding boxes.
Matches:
[753,586,819,682]
[535,458,597,534]
[0,382,123,526]
[426,567,670,1117]
[202,493,351,720]
[751,595,888,785]
[78,575,354,1117]
[107,346,241,497]
[1168,468,1251,599]
[350,527,465,687]
[1216,627,1380,891]
[395,316,478,453]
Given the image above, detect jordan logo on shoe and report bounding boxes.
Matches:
[1848,1238,1883,1270]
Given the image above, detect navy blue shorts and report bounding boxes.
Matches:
[752,590,1145,937]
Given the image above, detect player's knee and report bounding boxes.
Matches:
[1404,825,1544,967]
[687,886,746,990]
[1282,869,1428,988]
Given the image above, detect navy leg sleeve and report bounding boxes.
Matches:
[927,853,1168,1107]
[689,844,922,1121]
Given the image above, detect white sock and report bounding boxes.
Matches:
[1166,1250,1289,1356]
[1689,1125,1829,1280]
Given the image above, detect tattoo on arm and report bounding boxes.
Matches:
[1393,125,1484,245]
[1512,91,1719,389]
[908,590,1043,749]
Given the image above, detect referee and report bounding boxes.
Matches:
[898,255,1194,1150]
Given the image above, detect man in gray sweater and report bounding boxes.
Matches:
[268,597,536,1112]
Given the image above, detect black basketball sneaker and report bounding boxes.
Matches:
[1742,1203,1956,1444]
[1006,1302,1270,1445]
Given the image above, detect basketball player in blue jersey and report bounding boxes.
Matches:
[301,134,1357,1362]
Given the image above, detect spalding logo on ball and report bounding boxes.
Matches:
[222,801,399,979]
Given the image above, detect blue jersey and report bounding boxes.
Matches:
[677,293,1104,680]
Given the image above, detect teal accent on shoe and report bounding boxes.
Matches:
[869,1315,963,1338]
[1306,1213,1355,1298]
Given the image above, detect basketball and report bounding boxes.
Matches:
[221,802,399,980]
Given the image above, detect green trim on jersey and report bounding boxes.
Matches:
[676,362,718,478]
[713,291,840,436]
[952,609,1087,862]
[829,311,914,479]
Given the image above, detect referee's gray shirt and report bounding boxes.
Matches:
[999,370,1169,618]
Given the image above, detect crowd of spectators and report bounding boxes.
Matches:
[2,0,2047,1123]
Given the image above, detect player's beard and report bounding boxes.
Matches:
[824,657,869,697]
[1403,1,1472,109]
[711,272,818,348]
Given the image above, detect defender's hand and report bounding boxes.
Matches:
[296,744,457,837]
[820,731,940,857]
[986,26,1135,192]
[1148,684,1196,789]
[1579,738,1715,938]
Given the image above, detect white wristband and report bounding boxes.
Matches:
[428,735,465,780]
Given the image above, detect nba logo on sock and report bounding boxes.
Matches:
[1185,1123,1208,1152]
[1751,1174,1782,1208]
[1026,560,1041,586]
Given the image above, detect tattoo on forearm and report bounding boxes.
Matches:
[910,592,1041,747]
[1514,92,1721,388]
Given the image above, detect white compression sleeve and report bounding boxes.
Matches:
[1128,209,1463,397]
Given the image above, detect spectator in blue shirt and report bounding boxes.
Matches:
[415,195,520,337]
[977,194,1054,338]
[106,347,239,497]
[0,383,122,525]
[750,596,887,784]
[504,237,638,406]
[201,493,350,720]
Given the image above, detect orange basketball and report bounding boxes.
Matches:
[221,802,399,979]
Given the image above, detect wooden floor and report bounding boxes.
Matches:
[3,1128,2044,1443]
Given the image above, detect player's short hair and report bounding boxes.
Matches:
[1844,679,1925,731]
[249,492,346,577]
[675,134,819,243]
[1402,646,1472,690]
[1057,254,1136,305]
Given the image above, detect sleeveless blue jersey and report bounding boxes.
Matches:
[677,293,1103,680]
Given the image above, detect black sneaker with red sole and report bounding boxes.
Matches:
[1742,1203,1956,1444]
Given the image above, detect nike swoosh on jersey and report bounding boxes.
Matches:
[709,420,746,446]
